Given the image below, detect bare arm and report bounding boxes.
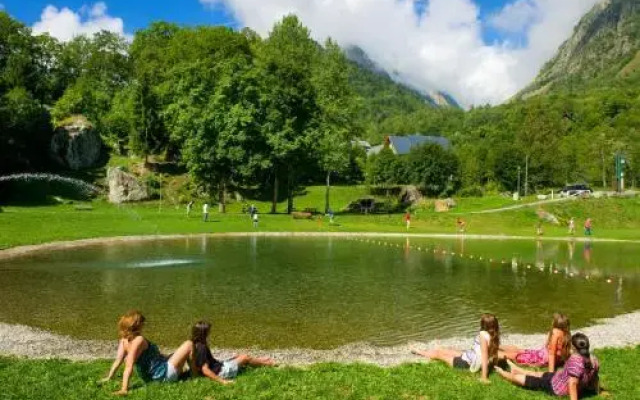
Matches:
[102,339,126,381]
[480,335,490,382]
[201,363,233,385]
[569,377,579,400]
[115,337,146,396]
[548,331,560,372]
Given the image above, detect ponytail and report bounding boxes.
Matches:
[572,333,592,370]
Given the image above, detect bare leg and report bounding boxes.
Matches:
[167,340,194,372]
[413,348,461,367]
[233,354,275,367]
[506,360,544,377]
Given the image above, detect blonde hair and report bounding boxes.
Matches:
[480,313,500,362]
[118,310,146,340]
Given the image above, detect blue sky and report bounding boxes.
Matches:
[5,0,515,42]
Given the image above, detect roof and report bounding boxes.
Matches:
[386,135,451,155]
[367,144,384,157]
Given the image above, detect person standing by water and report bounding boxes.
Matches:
[252,210,259,228]
[186,201,194,217]
[404,211,411,231]
[568,217,576,235]
[584,218,592,236]
[203,203,209,222]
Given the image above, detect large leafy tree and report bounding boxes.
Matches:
[313,39,361,213]
[258,15,320,213]
[408,143,460,197]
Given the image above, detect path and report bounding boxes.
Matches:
[469,197,573,214]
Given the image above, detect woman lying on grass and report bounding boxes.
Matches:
[496,333,600,400]
[413,313,500,383]
[190,320,275,384]
[101,310,193,396]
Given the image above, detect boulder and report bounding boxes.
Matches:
[400,185,423,206]
[50,116,102,170]
[107,167,149,204]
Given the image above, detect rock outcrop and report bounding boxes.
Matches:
[107,167,149,204]
[50,116,102,170]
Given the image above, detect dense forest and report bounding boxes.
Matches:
[1,6,640,210]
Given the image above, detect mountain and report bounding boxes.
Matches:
[518,0,640,99]
[344,45,460,108]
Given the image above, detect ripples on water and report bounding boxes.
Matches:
[0,237,639,349]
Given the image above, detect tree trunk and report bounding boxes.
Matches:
[325,171,331,214]
[271,172,278,214]
[601,149,607,188]
[218,180,226,214]
[287,167,294,214]
[524,155,529,197]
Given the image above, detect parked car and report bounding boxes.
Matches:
[560,184,592,197]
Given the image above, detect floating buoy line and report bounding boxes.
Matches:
[346,237,627,286]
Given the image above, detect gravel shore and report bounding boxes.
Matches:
[2,312,639,366]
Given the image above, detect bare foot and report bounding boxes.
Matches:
[258,357,276,367]
[506,360,526,375]
[494,366,510,379]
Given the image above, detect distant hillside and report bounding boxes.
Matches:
[518,0,640,99]
[345,45,460,109]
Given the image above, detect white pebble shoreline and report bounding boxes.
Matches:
[1,312,639,366]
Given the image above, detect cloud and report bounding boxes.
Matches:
[201,0,600,106]
[489,0,539,33]
[32,2,129,42]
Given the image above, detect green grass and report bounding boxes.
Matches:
[1,347,639,399]
[1,192,640,249]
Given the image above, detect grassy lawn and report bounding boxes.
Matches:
[1,191,640,249]
[1,346,639,399]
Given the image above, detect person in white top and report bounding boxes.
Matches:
[203,203,209,222]
[413,314,500,383]
[252,211,259,228]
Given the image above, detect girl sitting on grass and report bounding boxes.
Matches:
[190,320,275,384]
[495,333,600,399]
[413,313,500,383]
[101,310,194,396]
[500,313,571,372]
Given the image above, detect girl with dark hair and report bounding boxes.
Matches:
[413,314,500,383]
[190,320,275,385]
[501,313,571,372]
[496,332,600,399]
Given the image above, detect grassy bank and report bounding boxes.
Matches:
[1,347,639,399]
[1,190,640,249]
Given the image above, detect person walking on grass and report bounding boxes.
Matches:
[203,203,209,222]
[186,201,194,217]
[404,211,411,231]
[190,320,274,385]
[101,310,194,396]
[584,218,592,236]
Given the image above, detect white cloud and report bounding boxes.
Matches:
[489,0,539,33]
[202,0,600,106]
[32,2,128,42]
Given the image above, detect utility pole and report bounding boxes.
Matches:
[517,166,521,199]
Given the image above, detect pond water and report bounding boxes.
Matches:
[1,236,639,349]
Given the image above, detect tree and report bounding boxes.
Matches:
[408,143,459,197]
[257,15,320,213]
[313,39,361,213]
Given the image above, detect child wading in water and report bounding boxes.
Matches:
[190,320,275,384]
[496,333,600,399]
[413,314,500,383]
[500,313,571,372]
[101,310,194,396]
